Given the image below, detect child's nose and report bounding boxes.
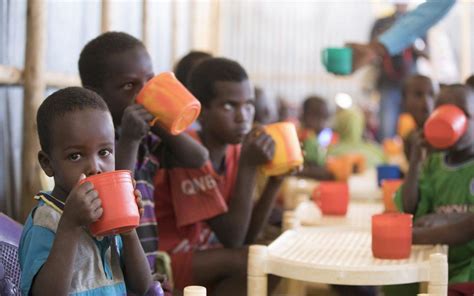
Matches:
[86,158,102,176]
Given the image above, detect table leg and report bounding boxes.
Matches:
[248,245,268,296]
[427,253,448,296]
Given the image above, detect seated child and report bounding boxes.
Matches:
[254,86,278,125]
[395,84,474,288]
[174,50,212,86]
[297,95,334,180]
[401,75,436,159]
[19,87,151,295]
[78,32,208,278]
[328,108,385,168]
[155,58,283,294]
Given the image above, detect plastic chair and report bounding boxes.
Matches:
[0,213,23,296]
[183,286,206,296]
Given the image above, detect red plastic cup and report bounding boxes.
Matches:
[382,179,404,213]
[262,122,304,176]
[372,213,412,259]
[312,182,349,215]
[424,104,468,149]
[81,170,139,236]
[136,72,201,135]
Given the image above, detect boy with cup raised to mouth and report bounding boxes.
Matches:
[19,87,152,295]
[395,84,474,292]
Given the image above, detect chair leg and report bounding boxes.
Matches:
[248,245,268,296]
[427,253,448,296]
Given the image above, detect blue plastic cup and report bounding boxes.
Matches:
[376,165,402,187]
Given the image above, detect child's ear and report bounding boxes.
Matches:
[38,151,54,177]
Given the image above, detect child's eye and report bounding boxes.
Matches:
[223,103,234,111]
[123,83,134,91]
[99,149,112,157]
[68,153,81,161]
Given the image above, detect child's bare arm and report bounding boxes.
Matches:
[401,131,427,214]
[120,230,152,295]
[120,189,152,294]
[413,212,474,245]
[297,165,334,180]
[245,176,283,244]
[32,180,102,295]
[151,125,209,168]
[116,105,154,172]
[207,128,274,248]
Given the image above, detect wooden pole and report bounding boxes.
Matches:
[101,0,111,33]
[21,0,47,221]
[0,65,80,87]
[171,0,179,64]
[460,0,471,80]
[142,0,150,49]
[210,0,220,55]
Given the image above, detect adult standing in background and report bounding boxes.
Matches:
[369,1,427,141]
[349,0,456,82]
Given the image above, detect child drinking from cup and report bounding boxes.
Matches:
[395,84,474,288]
[78,32,209,278]
[401,75,436,160]
[297,95,335,180]
[155,58,283,294]
[19,87,152,295]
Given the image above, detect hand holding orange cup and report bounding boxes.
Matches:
[136,72,201,135]
[81,170,139,236]
[261,122,304,176]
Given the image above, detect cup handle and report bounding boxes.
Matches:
[321,49,328,67]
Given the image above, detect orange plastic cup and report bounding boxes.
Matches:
[383,137,403,157]
[424,104,468,149]
[397,113,417,139]
[326,156,353,181]
[382,179,403,212]
[81,170,139,236]
[136,72,201,135]
[262,122,304,176]
[372,213,412,259]
[312,182,349,215]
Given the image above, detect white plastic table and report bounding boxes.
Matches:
[291,200,384,229]
[248,227,448,296]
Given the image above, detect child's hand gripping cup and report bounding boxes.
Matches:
[135,72,201,135]
[321,47,353,75]
[261,122,304,176]
[80,170,140,236]
[372,213,413,259]
[424,104,468,149]
[312,182,349,216]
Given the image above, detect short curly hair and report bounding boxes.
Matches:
[37,87,109,154]
[174,51,212,86]
[78,32,145,89]
[187,57,249,107]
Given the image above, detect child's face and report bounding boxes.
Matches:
[39,109,115,198]
[99,47,154,126]
[200,80,255,145]
[404,77,435,127]
[436,87,474,151]
[302,102,330,134]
